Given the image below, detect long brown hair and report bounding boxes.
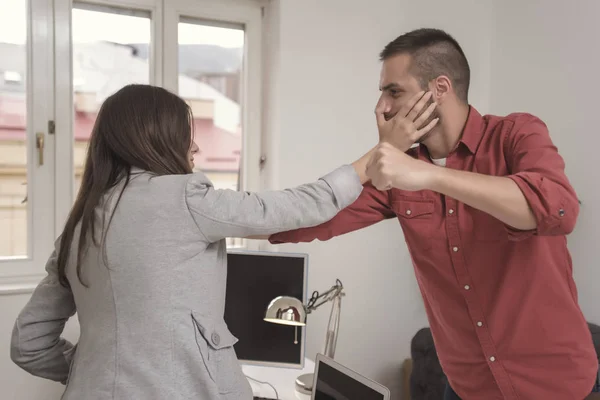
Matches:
[57,84,194,287]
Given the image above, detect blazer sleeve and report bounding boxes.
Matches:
[10,238,77,384]
[185,165,363,243]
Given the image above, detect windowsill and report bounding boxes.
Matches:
[0,274,44,295]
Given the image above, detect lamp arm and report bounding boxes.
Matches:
[306,279,344,313]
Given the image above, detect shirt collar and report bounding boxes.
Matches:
[459,106,485,154]
[416,105,485,158]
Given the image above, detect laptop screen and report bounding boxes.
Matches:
[313,360,386,400]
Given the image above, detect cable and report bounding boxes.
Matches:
[245,374,279,399]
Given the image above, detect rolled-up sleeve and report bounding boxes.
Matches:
[505,116,579,239]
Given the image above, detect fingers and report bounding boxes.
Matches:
[370,175,392,191]
[366,144,394,191]
[406,91,433,121]
[367,167,391,191]
[374,97,390,127]
[414,117,440,141]
[373,182,392,191]
[413,101,437,128]
[398,90,425,118]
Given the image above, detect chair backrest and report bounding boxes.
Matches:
[409,327,447,400]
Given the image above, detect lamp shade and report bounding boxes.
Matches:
[264,296,306,326]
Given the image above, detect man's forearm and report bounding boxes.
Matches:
[427,167,537,230]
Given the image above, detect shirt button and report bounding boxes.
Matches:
[477,321,483,327]
[406,209,412,216]
[558,209,565,217]
[448,209,454,215]
[452,246,459,252]
[464,285,470,290]
[211,332,221,346]
[489,356,496,362]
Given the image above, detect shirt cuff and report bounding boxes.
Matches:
[507,172,567,235]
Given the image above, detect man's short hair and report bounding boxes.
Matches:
[379,28,470,103]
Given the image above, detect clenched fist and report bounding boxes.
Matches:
[366,142,438,191]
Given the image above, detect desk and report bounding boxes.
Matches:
[242,358,315,400]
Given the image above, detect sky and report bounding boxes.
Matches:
[0,2,244,47]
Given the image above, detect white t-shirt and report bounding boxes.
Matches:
[431,158,447,167]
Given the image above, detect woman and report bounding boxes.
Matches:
[10,84,371,399]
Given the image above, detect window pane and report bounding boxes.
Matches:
[0,0,28,257]
[178,19,244,247]
[72,4,151,199]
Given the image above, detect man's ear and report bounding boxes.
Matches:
[430,76,452,103]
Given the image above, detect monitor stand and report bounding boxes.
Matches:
[295,373,314,394]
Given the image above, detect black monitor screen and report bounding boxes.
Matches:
[314,361,385,400]
[225,251,306,366]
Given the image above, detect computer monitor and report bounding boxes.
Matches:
[311,354,391,400]
[225,249,307,368]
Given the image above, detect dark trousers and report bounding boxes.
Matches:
[445,379,600,400]
[444,384,461,400]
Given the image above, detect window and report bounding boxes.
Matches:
[0,0,55,283]
[71,3,151,199]
[177,18,245,247]
[178,19,244,191]
[164,0,262,250]
[0,3,28,257]
[1,0,263,289]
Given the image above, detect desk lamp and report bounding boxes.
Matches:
[264,279,345,394]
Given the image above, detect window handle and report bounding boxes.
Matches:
[21,181,27,204]
[36,132,44,166]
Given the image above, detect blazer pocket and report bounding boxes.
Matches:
[391,198,435,250]
[191,311,241,394]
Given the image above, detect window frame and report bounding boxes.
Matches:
[0,0,57,291]
[164,0,263,194]
[54,0,163,239]
[164,0,263,250]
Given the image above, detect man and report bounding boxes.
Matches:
[269,28,598,399]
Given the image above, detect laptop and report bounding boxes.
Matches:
[311,354,391,400]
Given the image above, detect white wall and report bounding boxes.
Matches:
[490,0,600,325]
[262,0,492,397]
